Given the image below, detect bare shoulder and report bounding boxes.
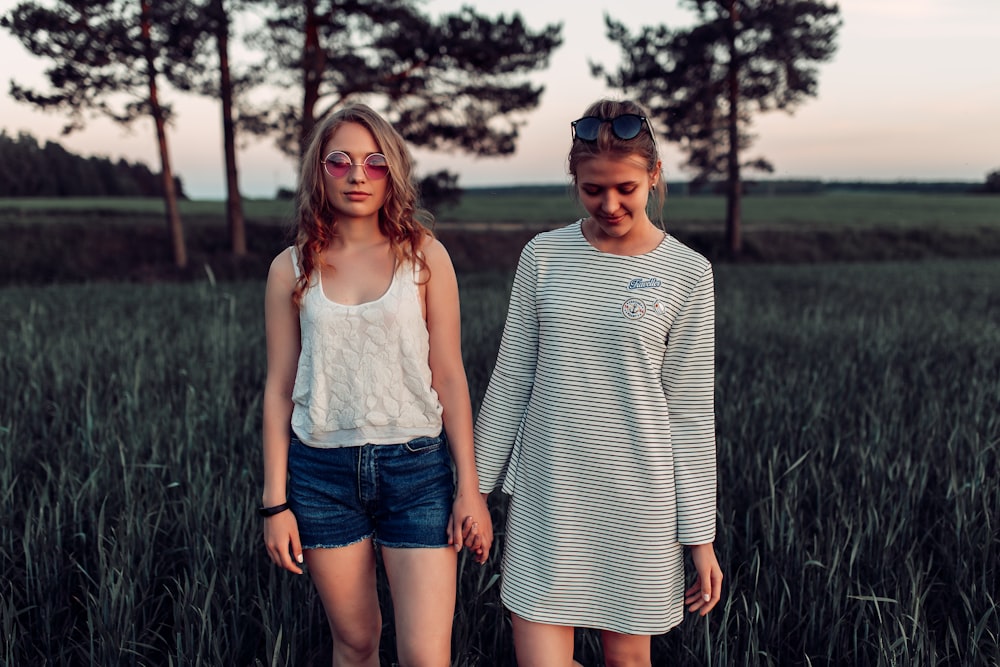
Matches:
[416,234,456,274]
[416,233,450,262]
[267,246,297,285]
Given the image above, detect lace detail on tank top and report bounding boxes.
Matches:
[289,247,442,447]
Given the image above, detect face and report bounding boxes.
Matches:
[321,121,389,222]
[576,154,659,240]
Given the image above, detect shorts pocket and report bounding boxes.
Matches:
[403,434,444,453]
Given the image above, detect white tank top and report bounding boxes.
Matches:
[289,248,443,447]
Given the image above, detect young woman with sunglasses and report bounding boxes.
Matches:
[474,98,723,666]
[260,103,492,666]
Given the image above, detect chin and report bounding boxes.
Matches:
[601,221,633,236]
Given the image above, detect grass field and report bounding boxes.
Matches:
[1,189,999,230]
[1,256,998,665]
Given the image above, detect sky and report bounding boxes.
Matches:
[1,0,998,200]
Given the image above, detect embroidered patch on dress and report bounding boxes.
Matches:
[627,277,662,290]
[622,298,646,320]
[653,300,667,315]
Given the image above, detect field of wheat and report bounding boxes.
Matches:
[1,255,997,665]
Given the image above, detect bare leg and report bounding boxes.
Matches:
[304,539,382,667]
[511,612,577,667]
[381,546,457,666]
[600,630,651,667]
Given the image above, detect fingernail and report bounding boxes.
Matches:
[703,593,710,602]
[297,554,304,563]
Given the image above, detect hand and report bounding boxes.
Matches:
[684,543,722,616]
[460,515,486,561]
[263,509,304,575]
[448,491,493,564]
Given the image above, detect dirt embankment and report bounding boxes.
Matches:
[438,222,1000,271]
[3,218,1000,286]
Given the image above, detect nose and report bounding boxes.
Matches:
[347,163,366,182]
[600,191,619,213]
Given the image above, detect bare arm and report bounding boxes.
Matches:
[421,237,493,563]
[261,247,304,574]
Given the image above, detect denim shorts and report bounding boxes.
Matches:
[287,432,454,549]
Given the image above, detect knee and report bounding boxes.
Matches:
[330,615,381,663]
[333,635,379,664]
[602,642,650,667]
[394,635,450,667]
[603,655,650,667]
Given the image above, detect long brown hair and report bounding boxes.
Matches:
[292,103,432,308]
[568,98,667,227]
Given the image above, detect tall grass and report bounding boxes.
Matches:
[704,261,1000,666]
[1,259,997,665]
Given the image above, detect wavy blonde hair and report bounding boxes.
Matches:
[568,98,667,227]
[292,103,432,308]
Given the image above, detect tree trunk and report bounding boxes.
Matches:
[299,0,324,156]
[141,0,187,268]
[725,0,742,257]
[213,0,246,256]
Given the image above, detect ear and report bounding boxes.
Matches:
[650,159,663,188]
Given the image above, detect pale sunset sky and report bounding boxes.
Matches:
[1,0,998,199]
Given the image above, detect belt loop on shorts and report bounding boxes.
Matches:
[357,444,377,508]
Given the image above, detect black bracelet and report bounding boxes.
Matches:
[257,502,290,518]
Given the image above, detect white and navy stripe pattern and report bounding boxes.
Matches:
[474,221,717,634]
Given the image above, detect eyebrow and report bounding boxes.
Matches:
[580,180,640,188]
[325,149,382,157]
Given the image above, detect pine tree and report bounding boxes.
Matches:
[248,1,563,163]
[598,0,842,256]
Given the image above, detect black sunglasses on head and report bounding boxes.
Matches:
[570,114,651,141]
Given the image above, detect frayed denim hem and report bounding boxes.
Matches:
[301,532,375,551]
[376,540,451,550]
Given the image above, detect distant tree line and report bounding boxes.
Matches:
[0,130,186,198]
[684,179,990,196]
[986,169,1000,194]
[465,179,991,198]
[825,180,992,195]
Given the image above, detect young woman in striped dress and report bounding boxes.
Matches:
[474,98,723,666]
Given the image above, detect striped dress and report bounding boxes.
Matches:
[473,221,717,634]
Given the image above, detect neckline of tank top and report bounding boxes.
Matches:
[315,260,401,308]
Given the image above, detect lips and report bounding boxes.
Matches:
[344,191,370,200]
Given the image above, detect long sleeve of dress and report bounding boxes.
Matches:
[474,240,539,493]
[662,263,717,545]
